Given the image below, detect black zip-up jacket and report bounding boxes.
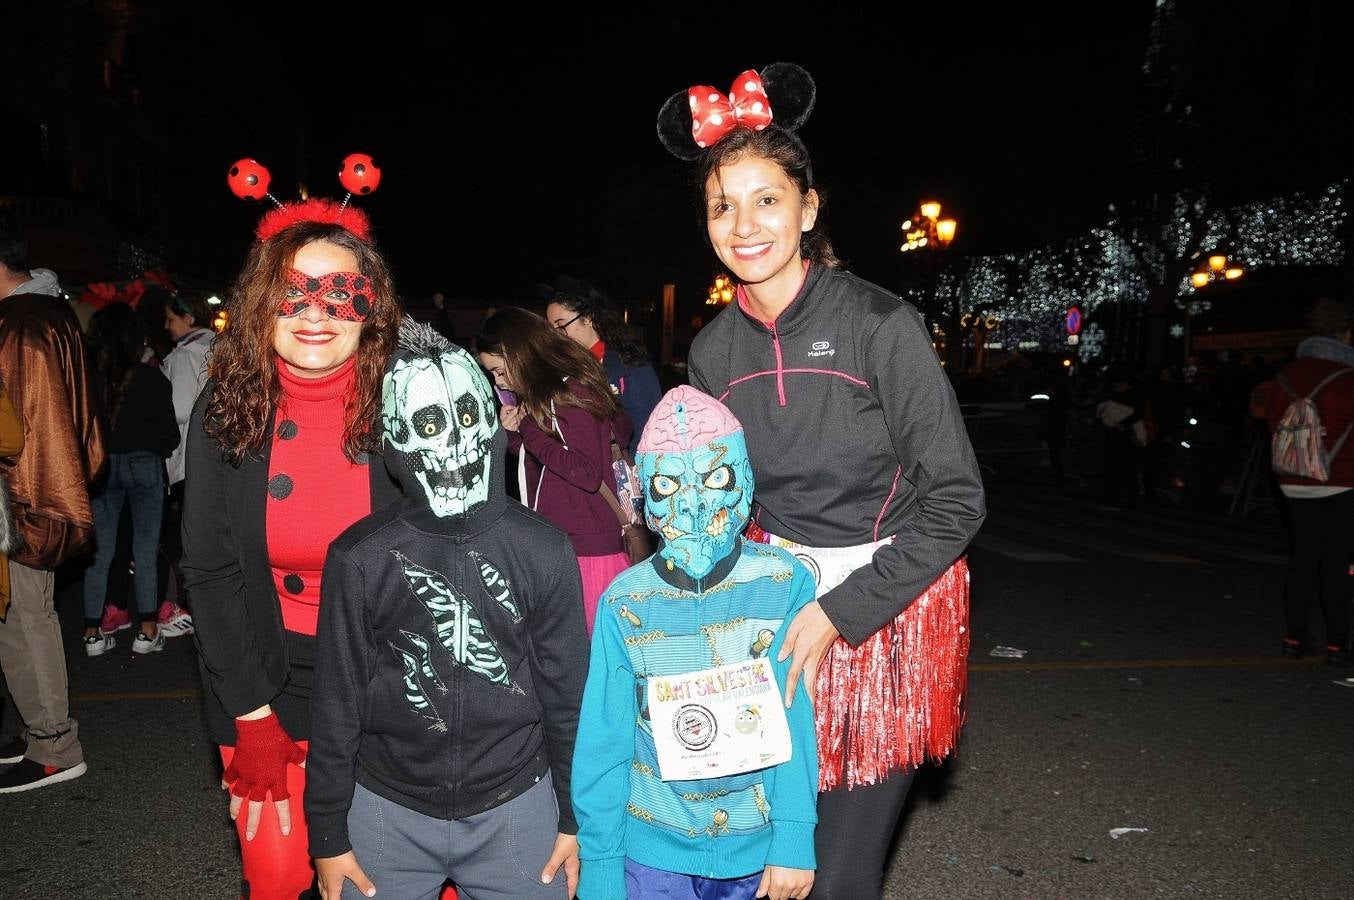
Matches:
[689,264,986,645]
[305,428,589,857]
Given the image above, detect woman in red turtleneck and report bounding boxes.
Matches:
[179,217,404,900]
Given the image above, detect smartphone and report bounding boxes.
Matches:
[494,386,518,407]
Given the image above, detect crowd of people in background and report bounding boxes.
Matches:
[952,346,1290,509]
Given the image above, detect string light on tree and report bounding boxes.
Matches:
[915,178,1345,354]
[1078,323,1106,362]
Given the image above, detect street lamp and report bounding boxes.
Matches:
[706,273,735,306]
[900,199,959,367]
[1189,249,1244,288]
[1179,248,1242,366]
[900,200,958,253]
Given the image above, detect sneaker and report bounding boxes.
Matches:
[1326,647,1352,668]
[0,736,26,765]
[0,758,88,793]
[100,605,131,635]
[84,632,115,657]
[156,601,194,638]
[1334,676,1354,688]
[1280,638,1310,660]
[132,629,164,655]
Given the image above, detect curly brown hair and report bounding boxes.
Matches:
[205,222,401,464]
[471,306,620,429]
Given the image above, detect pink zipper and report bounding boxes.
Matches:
[767,320,787,407]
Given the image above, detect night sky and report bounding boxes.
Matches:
[192,6,1341,308]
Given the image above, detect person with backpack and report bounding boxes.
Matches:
[1265,297,1354,666]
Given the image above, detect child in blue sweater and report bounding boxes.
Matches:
[573,386,817,900]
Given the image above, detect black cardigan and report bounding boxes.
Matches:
[179,381,401,743]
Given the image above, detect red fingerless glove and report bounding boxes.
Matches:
[223,713,306,802]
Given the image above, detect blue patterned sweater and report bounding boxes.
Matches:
[573,538,819,899]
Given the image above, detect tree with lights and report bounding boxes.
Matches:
[910,0,1349,371]
[1107,0,1220,368]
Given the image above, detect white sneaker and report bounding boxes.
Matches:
[132,630,164,655]
[156,602,194,638]
[84,633,114,657]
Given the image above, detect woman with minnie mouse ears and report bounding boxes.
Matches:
[181,155,457,900]
[659,64,987,899]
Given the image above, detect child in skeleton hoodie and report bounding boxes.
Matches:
[305,320,588,900]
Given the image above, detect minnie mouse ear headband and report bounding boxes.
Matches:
[656,62,817,161]
[227,153,382,242]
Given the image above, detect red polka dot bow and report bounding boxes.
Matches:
[687,69,774,149]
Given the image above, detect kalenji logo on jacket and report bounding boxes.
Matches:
[807,340,835,358]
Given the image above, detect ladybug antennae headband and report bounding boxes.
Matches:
[656,62,817,161]
[227,153,382,242]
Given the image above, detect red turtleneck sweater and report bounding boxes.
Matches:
[267,357,372,635]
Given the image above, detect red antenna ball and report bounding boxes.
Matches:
[228,159,272,201]
[338,153,381,195]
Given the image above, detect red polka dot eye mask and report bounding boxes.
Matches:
[280,269,373,322]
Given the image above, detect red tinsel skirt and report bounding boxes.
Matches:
[756,528,971,792]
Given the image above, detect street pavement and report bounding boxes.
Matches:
[1,472,1350,899]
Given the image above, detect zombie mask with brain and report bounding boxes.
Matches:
[384,322,498,517]
[636,386,753,580]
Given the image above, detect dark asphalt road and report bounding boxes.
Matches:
[2,475,1350,899]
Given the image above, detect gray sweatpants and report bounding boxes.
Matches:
[0,561,82,767]
[344,772,570,900]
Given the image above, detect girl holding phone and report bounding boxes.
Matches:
[474,307,633,634]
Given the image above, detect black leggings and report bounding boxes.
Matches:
[812,769,915,899]
[1282,490,1354,649]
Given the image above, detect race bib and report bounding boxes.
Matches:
[648,658,792,781]
[761,531,893,599]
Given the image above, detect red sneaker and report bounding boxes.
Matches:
[100,605,131,635]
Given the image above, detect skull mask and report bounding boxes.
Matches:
[383,347,497,517]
